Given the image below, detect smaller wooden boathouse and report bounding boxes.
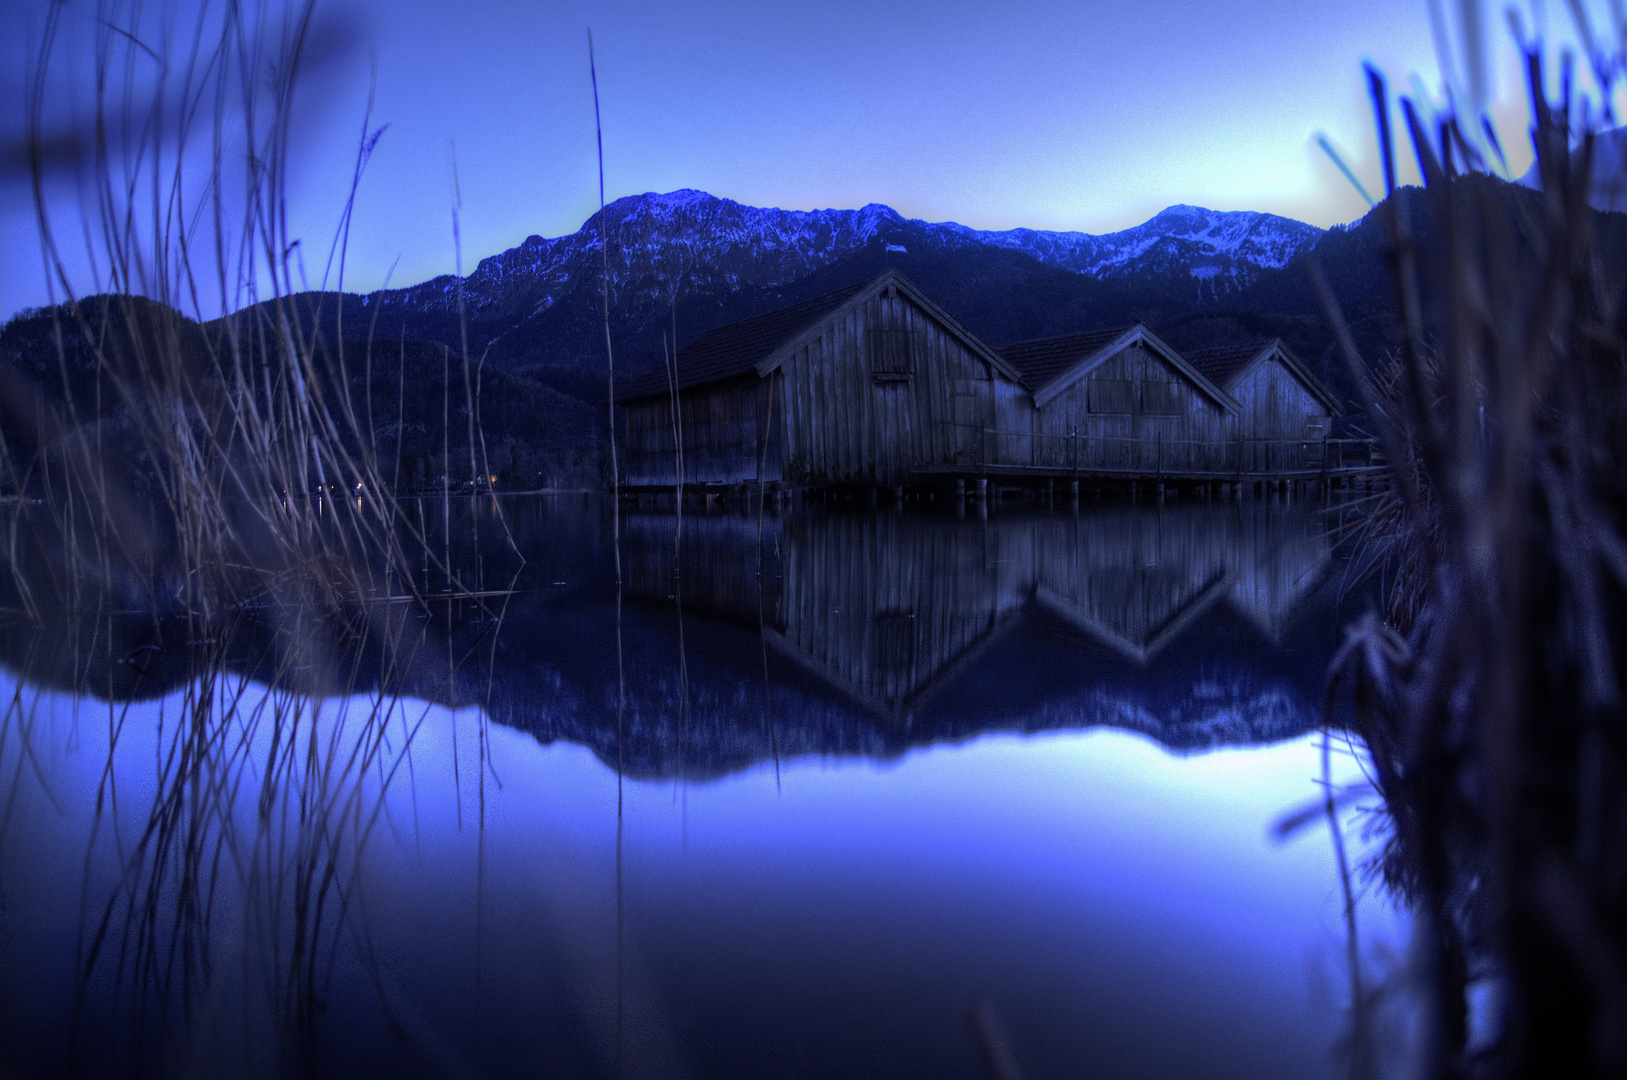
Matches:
[617,272,1367,494]
[1185,340,1345,473]
[991,324,1239,475]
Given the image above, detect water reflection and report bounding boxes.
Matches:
[0,498,1345,778]
[0,497,1398,1079]
[607,501,1338,764]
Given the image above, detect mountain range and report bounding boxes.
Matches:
[388,188,1323,321]
[333,189,1343,404]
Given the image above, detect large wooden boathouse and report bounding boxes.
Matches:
[616,270,1363,493]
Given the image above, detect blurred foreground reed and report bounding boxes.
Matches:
[1322,21,1627,1079]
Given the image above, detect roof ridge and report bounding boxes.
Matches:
[617,275,879,402]
[998,325,1134,351]
[680,278,868,353]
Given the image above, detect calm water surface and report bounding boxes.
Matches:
[0,496,1404,1079]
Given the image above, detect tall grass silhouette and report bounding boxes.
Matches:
[0,4,521,1074]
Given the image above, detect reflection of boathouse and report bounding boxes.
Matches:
[625,505,1332,722]
[618,271,1360,491]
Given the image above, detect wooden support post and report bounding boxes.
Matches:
[955,477,966,500]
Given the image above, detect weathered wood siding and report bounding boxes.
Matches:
[772,513,1024,719]
[623,373,784,487]
[1231,357,1330,472]
[776,290,1019,485]
[1025,343,1236,473]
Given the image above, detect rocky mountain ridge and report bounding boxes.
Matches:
[383,189,1322,324]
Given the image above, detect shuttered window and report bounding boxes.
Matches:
[869,328,918,380]
[1088,379,1135,414]
[1141,380,1185,415]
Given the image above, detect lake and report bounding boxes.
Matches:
[0,493,1406,1079]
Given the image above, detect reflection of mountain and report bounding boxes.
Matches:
[0,498,1351,781]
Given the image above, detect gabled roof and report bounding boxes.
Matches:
[1180,343,1261,389]
[617,270,1018,402]
[617,280,867,401]
[997,324,1240,412]
[998,328,1128,391]
[1185,339,1345,416]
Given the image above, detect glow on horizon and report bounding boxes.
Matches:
[0,0,1595,319]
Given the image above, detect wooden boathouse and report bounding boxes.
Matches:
[617,270,1028,489]
[1184,340,1345,473]
[617,271,1367,494]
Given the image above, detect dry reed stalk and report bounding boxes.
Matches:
[1320,15,1627,1077]
[0,3,523,1072]
[11,1,509,636]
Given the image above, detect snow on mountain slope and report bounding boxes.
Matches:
[945,203,1321,277]
[380,190,1323,320]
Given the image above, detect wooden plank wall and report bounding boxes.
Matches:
[776,290,1020,485]
[1028,344,1236,473]
[1231,357,1329,472]
[623,373,785,487]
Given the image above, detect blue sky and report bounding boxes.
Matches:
[0,0,1585,319]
